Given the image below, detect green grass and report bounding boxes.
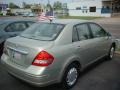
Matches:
[117,48,120,52]
[58,16,102,20]
[117,41,120,52]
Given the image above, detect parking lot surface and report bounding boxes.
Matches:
[94,17,120,39]
[0,54,120,90]
[0,16,120,90]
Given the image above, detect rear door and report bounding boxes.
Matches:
[89,23,111,58]
[72,23,98,67]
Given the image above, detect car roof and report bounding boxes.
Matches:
[38,19,89,25]
[0,19,35,24]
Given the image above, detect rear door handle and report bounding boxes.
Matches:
[10,34,17,37]
[77,46,81,48]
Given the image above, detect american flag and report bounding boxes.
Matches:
[38,11,54,21]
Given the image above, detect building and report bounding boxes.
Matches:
[67,0,120,17]
[31,4,45,14]
[0,4,8,11]
[0,4,8,15]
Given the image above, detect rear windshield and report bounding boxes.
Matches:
[20,23,65,41]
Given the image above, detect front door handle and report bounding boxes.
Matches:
[10,34,17,37]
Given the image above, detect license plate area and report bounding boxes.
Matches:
[10,50,24,65]
[7,46,28,67]
[13,51,22,60]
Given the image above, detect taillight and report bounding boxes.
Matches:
[32,51,54,66]
[3,47,8,55]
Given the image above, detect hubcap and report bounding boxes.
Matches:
[110,47,114,58]
[66,67,78,86]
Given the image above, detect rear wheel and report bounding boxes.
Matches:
[0,42,4,57]
[61,63,80,89]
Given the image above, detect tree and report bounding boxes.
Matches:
[9,3,20,9]
[22,2,31,9]
[53,1,62,10]
[46,3,53,11]
[24,4,31,9]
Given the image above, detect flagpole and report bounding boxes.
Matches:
[47,0,53,23]
[48,0,50,4]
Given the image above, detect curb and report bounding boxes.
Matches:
[115,51,120,55]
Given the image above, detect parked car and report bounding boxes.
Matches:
[22,12,29,17]
[6,12,16,16]
[28,13,36,17]
[16,12,24,16]
[0,20,35,57]
[1,20,116,89]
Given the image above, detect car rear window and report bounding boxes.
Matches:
[20,22,65,41]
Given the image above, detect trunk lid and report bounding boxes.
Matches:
[5,36,54,68]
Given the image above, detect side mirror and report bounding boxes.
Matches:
[106,32,111,36]
[107,32,112,36]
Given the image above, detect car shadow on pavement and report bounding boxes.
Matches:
[8,57,110,90]
[80,57,109,77]
[9,71,66,90]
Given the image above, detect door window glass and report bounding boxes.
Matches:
[90,23,107,38]
[76,24,91,41]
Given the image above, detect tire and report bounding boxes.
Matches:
[0,42,4,57]
[61,63,80,89]
[107,46,115,60]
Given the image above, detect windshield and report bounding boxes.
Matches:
[20,23,65,41]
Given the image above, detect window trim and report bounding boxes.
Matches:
[72,26,79,42]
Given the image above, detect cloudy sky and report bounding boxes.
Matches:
[1,0,73,7]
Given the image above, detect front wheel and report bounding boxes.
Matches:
[61,63,79,89]
[107,46,115,60]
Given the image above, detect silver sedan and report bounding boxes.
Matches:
[1,19,116,89]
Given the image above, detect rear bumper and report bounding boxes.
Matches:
[1,54,58,87]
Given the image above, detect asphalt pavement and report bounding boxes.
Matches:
[0,16,120,90]
[0,54,120,90]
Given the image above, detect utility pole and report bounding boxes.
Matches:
[48,0,50,4]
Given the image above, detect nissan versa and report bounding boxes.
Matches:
[1,20,116,89]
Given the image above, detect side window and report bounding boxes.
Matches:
[5,23,15,32]
[76,24,91,41]
[5,22,27,32]
[90,23,107,38]
[26,22,34,27]
[72,27,79,42]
